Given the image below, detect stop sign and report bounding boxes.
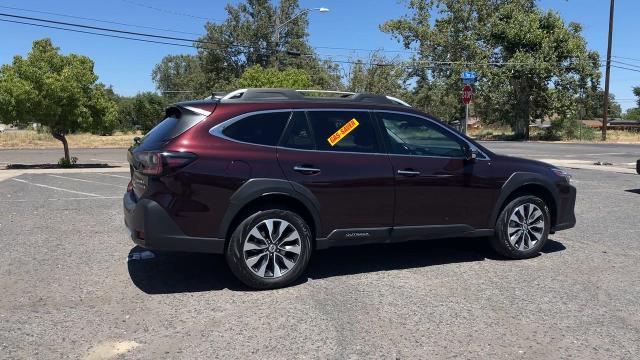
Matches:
[462,85,473,104]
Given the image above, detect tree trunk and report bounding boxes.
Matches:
[52,132,70,162]
[512,78,531,140]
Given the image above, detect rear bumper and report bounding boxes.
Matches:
[551,184,577,232]
[123,191,225,254]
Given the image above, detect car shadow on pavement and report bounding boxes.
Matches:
[127,238,566,294]
[305,237,565,280]
[624,189,640,195]
[127,247,239,294]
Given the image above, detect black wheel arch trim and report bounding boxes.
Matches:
[218,178,321,239]
[489,172,560,227]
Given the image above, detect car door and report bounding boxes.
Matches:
[277,110,395,242]
[375,111,495,230]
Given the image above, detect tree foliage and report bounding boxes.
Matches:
[236,65,312,89]
[382,0,601,138]
[152,54,205,102]
[623,86,640,120]
[117,92,167,132]
[152,0,341,97]
[345,53,408,98]
[581,90,621,119]
[0,38,117,161]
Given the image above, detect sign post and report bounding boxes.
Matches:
[460,71,476,135]
[462,84,473,135]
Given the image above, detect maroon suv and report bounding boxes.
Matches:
[124,88,576,289]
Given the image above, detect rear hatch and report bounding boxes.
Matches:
[127,103,215,198]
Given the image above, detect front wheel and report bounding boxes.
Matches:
[490,195,550,259]
[226,209,312,289]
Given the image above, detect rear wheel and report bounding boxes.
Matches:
[226,209,312,289]
[490,195,550,259]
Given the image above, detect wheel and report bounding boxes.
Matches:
[225,209,312,289]
[490,195,550,259]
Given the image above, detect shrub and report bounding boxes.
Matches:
[542,118,597,141]
[58,156,78,168]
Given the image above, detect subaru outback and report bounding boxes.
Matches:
[124,88,576,289]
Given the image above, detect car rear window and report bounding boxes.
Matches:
[222,111,291,146]
[138,108,207,150]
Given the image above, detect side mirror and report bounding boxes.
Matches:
[463,144,477,162]
[133,136,141,145]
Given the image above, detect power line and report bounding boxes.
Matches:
[612,55,640,63]
[611,65,640,73]
[611,60,640,69]
[0,11,628,71]
[0,12,242,49]
[119,0,222,22]
[0,5,201,36]
[0,18,196,49]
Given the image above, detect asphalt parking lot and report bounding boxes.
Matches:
[1,154,639,358]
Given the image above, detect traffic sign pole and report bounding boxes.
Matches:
[462,84,473,135]
[464,103,469,135]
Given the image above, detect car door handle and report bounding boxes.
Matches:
[293,165,321,174]
[397,169,421,176]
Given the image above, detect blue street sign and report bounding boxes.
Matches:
[461,71,477,84]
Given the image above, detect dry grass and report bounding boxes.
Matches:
[0,130,140,149]
[468,126,514,140]
[597,130,640,143]
[469,126,640,143]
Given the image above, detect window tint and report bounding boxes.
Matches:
[307,111,379,153]
[281,111,314,150]
[138,112,206,150]
[378,112,465,157]
[222,111,291,146]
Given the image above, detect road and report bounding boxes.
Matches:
[1,141,637,172]
[0,158,639,357]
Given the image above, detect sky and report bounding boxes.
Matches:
[0,0,638,110]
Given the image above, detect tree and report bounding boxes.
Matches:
[623,86,640,120]
[118,92,167,132]
[152,54,206,102]
[623,108,640,121]
[381,0,600,138]
[582,90,621,119]
[84,84,119,135]
[152,0,341,96]
[236,65,312,88]
[0,38,113,161]
[345,53,408,98]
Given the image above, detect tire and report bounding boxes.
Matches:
[490,195,550,259]
[225,209,312,289]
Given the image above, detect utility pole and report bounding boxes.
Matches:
[602,0,615,141]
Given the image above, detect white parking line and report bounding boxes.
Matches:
[0,196,121,202]
[47,174,122,187]
[12,178,103,197]
[99,173,130,179]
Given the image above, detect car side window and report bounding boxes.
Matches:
[307,110,380,153]
[280,111,314,150]
[222,111,291,146]
[377,112,465,158]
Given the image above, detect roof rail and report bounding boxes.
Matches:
[219,88,411,107]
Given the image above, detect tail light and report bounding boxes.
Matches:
[134,151,197,176]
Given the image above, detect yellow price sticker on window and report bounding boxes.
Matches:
[327,118,359,146]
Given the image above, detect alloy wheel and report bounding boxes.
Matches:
[507,203,545,251]
[243,219,302,278]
